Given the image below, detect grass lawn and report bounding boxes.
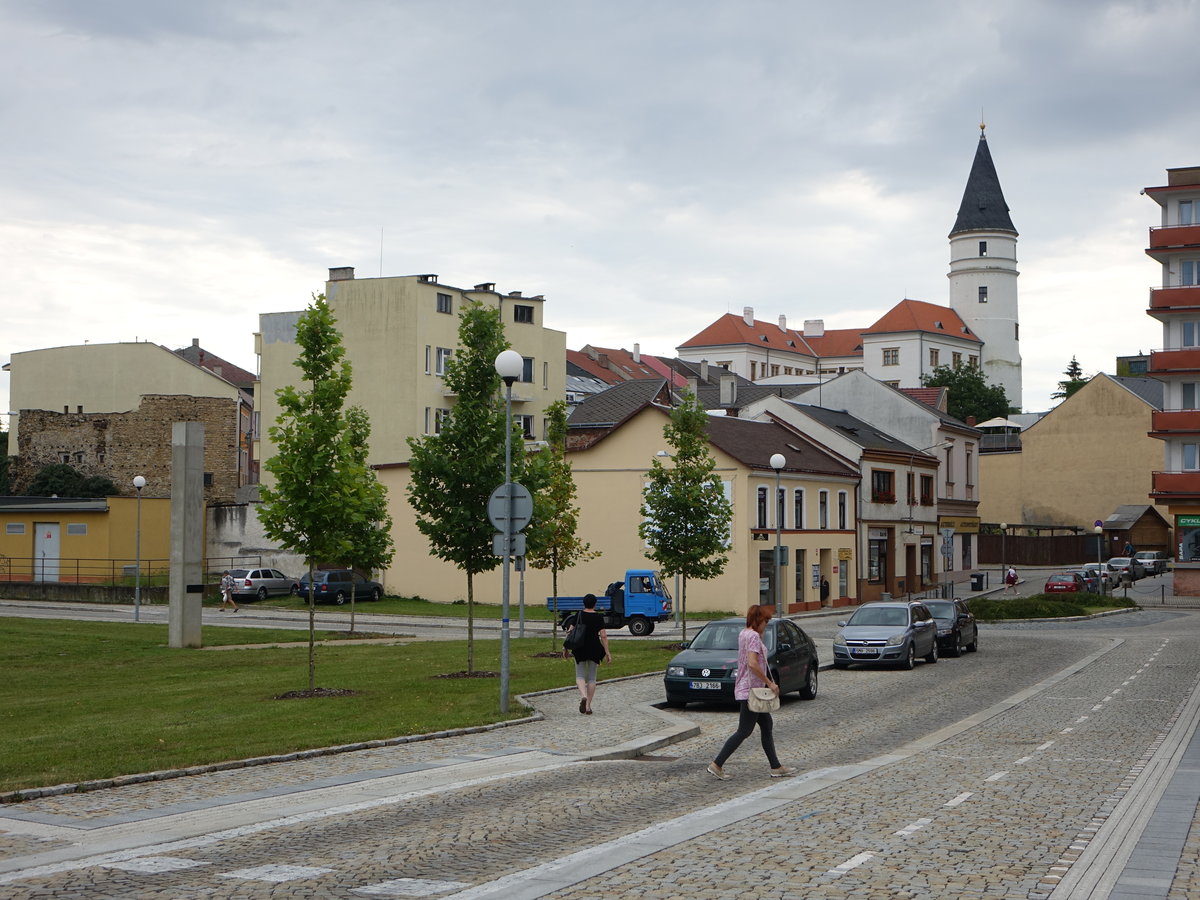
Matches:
[0,618,678,793]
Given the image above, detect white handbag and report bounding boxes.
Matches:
[748,686,779,713]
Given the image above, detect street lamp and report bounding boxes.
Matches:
[132,475,146,622]
[1000,522,1008,588]
[495,349,524,714]
[1094,524,1105,595]
[770,453,785,610]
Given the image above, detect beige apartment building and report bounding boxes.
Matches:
[255,268,567,471]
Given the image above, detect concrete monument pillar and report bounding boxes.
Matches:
[169,421,205,648]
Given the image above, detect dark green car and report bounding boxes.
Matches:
[663,617,819,707]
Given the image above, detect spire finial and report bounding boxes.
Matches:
[980,109,986,137]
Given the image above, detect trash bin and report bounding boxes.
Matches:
[970,572,985,591]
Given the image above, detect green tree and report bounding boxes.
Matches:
[407,301,541,674]
[258,294,357,692]
[341,405,395,633]
[0,430,10,495]
[1051,356,1089,401]
[922,364,1012,422]
[526,400,599,646]
[639,392,733,641]
[27,463,117,498]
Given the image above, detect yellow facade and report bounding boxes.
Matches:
[377,406,857,614]
[0,497,172,582]
[256,273,567,473]
[978,375,1161,529]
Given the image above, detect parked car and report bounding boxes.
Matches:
[831,601,939,670]
[663,616,819,707]
[923,598,978,656]
[296,569,384,604]
[1106,557,1146,582]
[1080,563,1115,593]
[1134,550,1171,575]
[1073,569,1103,594]
[228,567,299,600]
[1044,571,1087,593]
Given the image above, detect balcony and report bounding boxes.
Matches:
[1152,409,1200,435]
[1151,470,1200,499]
[1148,224,1200,260]
[1150,285,1200,312]
[1149,348,1200,375]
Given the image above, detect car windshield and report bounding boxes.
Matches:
[690,623,742,650]
[229,569,249,578]
[848,607,908,627]
[1049,573,1074,581]
[923,601,955,620]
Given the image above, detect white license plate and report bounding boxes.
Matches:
[852,648,878,657]
[689,680,722,690]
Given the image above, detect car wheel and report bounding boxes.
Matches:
[257,587,268,601]
[645,622,656,635]
[901,644,916,670]
[948,631,963,657]
[334,590,347,605]
[925,639,938,664]
[798,664,818,700]
[371,587,382,602]
[967,629,979,653]
[627,616,651,637]
[291,584,300,596]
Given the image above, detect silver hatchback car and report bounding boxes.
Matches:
[228,567,299,601]
[832,601,940,670]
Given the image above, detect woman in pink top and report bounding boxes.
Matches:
[707,604,796,780]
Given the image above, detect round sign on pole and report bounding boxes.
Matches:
[1094,520,1104,529]
[488,482,533,532]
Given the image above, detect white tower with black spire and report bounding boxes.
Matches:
[948,125,1022,410]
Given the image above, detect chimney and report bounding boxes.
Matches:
[803,319,825,338]
[967,415,977,426]
[508,291,522,297]
[720,374,737,406]
[417,274,439,284]
[686,376,700,395]
[329,266,355,282]
[598,353,610,368]
[633,343,641,363]
[743,306,755,327]
[778,315,788,332]
[191,338,200,348]
[474,283,496,292]
[700,359,709,382]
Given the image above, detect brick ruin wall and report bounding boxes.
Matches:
[12,395,243,503]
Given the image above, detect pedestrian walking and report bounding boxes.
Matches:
[564,593,610,714]
[707,604,796,780]
[1004,565,1018,595]
[219,570,239,612]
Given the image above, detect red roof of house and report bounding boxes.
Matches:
[863,299,981,343]
[900,387,948,412]
[678,313,864,359]
[567,349,624,385]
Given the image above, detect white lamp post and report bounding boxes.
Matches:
[1000,522,1008,589]
[132,475,146,621]
[495,349,524,713]
[1094,524,1105,595]
[770,453,786,610]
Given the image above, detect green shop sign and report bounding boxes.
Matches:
[1177,516,1200,528]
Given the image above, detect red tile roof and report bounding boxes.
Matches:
[900,387,948,412]
[863,299,981,343]
[678,313,863,359]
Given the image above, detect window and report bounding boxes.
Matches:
[944,447,954,485]
[1185,322,1200,348]
[952,351,963,367]
[203,472,214,487]
[793,489,805,529]
[868,531,888,584]
[435,347,453,376]
[929,348,939,368]
[521,357,534,383]
[979,240,988,257]
[434,408,451,434]
[771,364,780,377]
[775,487,786,529]
[838,491,847,529]
[67,523,87,536]
[436,292,452,314]
[818,490,829,529]
[5,523,25,535]
[74,452,84,464]
[1184,383,1199,409]
[1184,261,1200,287]
[424,345,431,375]
[920,475,934,505]
[906,472,915,506]
[543,361,549,388]
[871,470,895,504]
[756,486,768,528]
[882,348,899,366]
[1182,200,1194,225]
[968,355,979,368]
[978,285,988,303]
[60,453,70,464]
[514,305,534,323]
[424,407,431,434]
[1184,443,1200,470]
[518,415,535,439]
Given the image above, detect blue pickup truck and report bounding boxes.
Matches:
[547,569,673,636]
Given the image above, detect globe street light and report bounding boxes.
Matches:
[769,453,786,610]
[495,349,524,713]
[132,475,146,622]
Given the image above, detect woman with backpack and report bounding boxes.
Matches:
[563,593,611,715]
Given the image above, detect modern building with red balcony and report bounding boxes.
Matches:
[1146,165,1200,590]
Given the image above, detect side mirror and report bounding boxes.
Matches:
[680,640,691,649]
[779,642,793,652]
[836,620,847,628]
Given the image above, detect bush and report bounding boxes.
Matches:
[971,592,1137,621]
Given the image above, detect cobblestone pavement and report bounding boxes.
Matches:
[3,608,1200,898]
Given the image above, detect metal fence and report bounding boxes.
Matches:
[0,556,265,585]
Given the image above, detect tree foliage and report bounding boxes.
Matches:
[27,463,116,498]
[1051,356,1089,401]
[407,301,541,673]
[341,405,395,633]
[258,294,360,691]
[639,392,732,640]
[526,399,598,644]
[922,364,1012,422]
[0,430,9,496]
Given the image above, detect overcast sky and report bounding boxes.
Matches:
[3,0,1197,424]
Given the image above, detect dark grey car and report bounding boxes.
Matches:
[832,601,939,669]
[297,569,384,604]
[923,598,978,657]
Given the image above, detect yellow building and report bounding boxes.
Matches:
[256,269,567,472]
[0,496,171,583]
[978,374,1162,530]
[376,398,858,614]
